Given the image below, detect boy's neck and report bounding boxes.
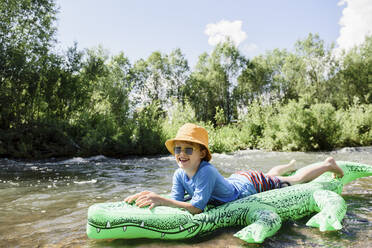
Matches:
[184,161,203,179]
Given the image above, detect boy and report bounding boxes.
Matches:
[124,123,344,214]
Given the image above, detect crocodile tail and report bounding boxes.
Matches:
[336,161,372,185]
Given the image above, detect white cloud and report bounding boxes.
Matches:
[205,20,247,46]
[337,0,372,51]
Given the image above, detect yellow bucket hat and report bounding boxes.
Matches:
[165,123,212,161]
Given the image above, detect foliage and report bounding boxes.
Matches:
[0,0,58,128]
[187,41,246,124]
[131,101,167,155]
[1,0,371,158]
[208,124,242,153]
[337,100,372,147]
[240,100,276,148]
[262,100,339,151]
[162,99,199,141]
[130,49,189,112]
[332,36,372,108]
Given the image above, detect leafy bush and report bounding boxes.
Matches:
[0,121,78,158]
[162,99,200,142]
[308,103,340,150]
[131,101,167,155]
[261,99,339,151]
[337,103,372,147]
[208,124,241,153]
[240,101,276,149]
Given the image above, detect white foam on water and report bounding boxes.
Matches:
[54,155,110,165]
[59,157,86,164]
[73,179,97,185]
[86,155,108,161]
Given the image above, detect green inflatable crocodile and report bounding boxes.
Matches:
[86,161,372,243]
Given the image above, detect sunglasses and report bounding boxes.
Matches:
[174,146,195,155]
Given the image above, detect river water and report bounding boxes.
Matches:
[1,148,371,248]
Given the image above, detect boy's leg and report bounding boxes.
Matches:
[266,159,296,177]
[276,157,344,185]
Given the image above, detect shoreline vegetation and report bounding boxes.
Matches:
[1,0,371,159]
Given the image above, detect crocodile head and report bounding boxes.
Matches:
[87,201,201,240]
[337,161,372,185]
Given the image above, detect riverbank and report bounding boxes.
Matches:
[1,101,371,159]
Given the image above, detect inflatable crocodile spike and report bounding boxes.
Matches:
[86,161,372,243]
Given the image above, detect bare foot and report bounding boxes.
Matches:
[325,157,344,178]
[288,159,296,171]
[285,159,296,172]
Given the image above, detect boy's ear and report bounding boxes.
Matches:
[200,149,207,159]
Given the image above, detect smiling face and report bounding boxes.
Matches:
[174,141,206,177]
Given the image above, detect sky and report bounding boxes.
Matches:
[55,0,372,67]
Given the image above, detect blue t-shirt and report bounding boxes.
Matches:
[171,161,256,210]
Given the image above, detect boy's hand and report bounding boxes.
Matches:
[124,191,145,204]
[124,191,164,209]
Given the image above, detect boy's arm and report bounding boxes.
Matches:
[153,196,203,214]
[171,169,186,201]
[125,191,202,214]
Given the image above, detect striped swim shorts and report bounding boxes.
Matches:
[235,170,288,193]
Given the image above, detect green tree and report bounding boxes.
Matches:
[130,51,169,110]
[237,33,341,108]
[187,41,246,124]
[210,41,246,122]
[236,48,292,108]
[334,35,372,107]
[130,49,190,111]
[184,53,212,121]
[81,47,132,123]
[0,0,58,128]
[43,43,91,121]
[288,33,339,104]
[166,48,190,104]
